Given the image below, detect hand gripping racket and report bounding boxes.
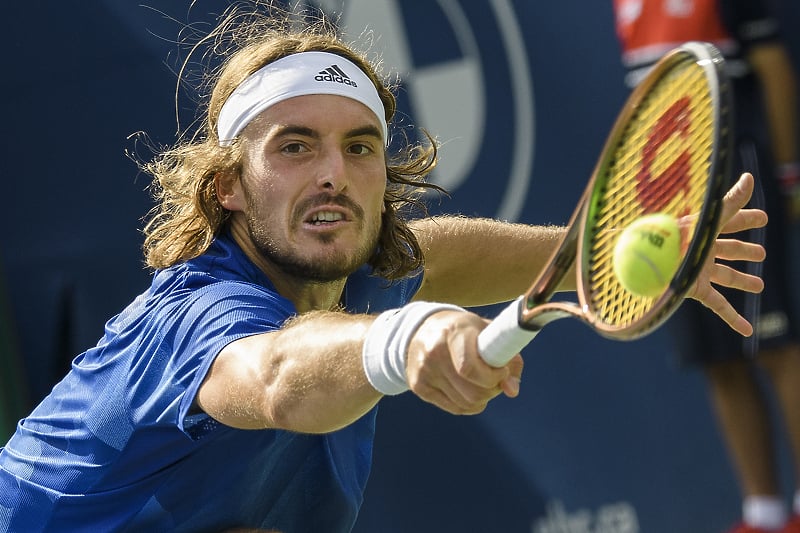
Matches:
[478,41,732,367]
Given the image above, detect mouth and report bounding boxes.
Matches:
[308,210,346,226]
[298,193,363,230]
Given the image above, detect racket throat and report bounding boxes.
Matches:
[519,299,577,331]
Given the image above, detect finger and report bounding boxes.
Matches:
[407,348,492,414]
[720,173,755,224]
[435,369,503,413]
[419,376,498,415]
[447,326,514,390]
[440,355,507,412]
[712,239,766,263]
[718,208,768,234]
[707,262,765,293]
[408,341,504,414]
[413,383,484,415]
[691,286,754,337]
[500,355,523,398]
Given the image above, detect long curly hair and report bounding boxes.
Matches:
[140,1,444,280]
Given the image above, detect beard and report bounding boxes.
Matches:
[244,192,381,283]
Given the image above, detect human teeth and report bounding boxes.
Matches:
[311,212,343,223]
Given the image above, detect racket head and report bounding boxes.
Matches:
[576,41,732,339]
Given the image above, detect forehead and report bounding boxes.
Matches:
[244,94,384,139]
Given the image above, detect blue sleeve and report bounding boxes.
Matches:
[140,281,297,436]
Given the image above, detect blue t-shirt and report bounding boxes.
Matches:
[0,233,422,532]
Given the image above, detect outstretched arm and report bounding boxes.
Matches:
[196,175,765,434]
[195,308,522,434]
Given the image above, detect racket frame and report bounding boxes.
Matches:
[513,41,731,340]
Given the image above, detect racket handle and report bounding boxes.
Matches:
[477,297,540,367]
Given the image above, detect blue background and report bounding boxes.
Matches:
[2,1,799,532]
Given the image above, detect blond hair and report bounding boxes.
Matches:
[140,2,442,280]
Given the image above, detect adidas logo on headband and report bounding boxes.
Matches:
[315,64,358,87]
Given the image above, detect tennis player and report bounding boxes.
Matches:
[0,4,768,532]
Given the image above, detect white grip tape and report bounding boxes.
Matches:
[362,302,465,395]
[477,296,539,367]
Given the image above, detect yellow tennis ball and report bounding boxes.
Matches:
[613,213,682,298]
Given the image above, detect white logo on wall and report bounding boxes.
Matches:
[301,0,535,222]
[534,500,640,533]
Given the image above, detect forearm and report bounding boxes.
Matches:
[197,311,381,434]
[411,216,572,306]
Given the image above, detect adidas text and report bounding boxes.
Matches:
[315,65,358,87]
[315,73,357,86]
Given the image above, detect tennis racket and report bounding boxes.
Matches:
[478,41,732,367]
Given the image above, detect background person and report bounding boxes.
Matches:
[612,1,800,531]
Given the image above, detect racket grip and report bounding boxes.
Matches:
[477,297,540,367]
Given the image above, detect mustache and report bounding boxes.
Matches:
[293,192,365,222]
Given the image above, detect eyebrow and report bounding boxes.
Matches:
[271,124,383,141]
[345,125,383,140]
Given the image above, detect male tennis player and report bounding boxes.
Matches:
[0,4,769,532]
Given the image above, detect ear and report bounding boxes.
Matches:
[215,170,245,212]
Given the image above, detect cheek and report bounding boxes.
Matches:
[240,166,287,213]
[246,186,288,223]
[367,169,388,214]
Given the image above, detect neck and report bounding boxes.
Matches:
[227,219,347,313]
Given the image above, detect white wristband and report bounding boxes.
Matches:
[362,302,465,395]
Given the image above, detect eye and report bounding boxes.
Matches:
[281,142,309,155]
[347,142,374,156]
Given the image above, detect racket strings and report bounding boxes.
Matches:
[585,58,715,328]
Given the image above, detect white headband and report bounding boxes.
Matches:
[217,51,388,146]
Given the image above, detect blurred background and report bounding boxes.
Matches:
[2,1,799,531]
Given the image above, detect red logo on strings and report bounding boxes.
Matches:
[636,97,692,214]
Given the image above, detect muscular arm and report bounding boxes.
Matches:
[411,216,572,306]
[195,307,521,434]
[196,311,381,434]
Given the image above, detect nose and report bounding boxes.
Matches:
[316,148,348,192]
